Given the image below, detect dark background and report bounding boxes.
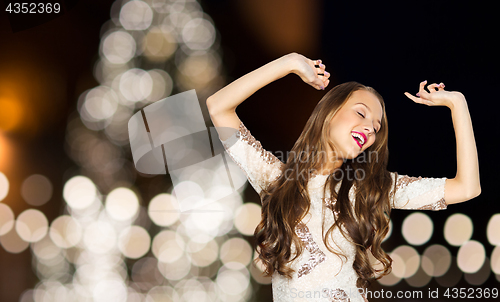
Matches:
[0,0,498,301]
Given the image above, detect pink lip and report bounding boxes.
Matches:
[351,131,367,148]
[352,136,362,148]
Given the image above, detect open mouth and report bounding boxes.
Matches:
[351,131,366,148]
[352,136,363,148]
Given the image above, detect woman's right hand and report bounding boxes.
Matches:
[288,53,330,90]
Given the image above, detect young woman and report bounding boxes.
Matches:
[206,53,480,302]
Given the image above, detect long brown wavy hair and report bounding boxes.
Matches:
[253,81,393,290]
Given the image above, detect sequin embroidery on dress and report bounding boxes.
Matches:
[322,288,350,302]
[395,175,422,189]
[295,222,327,278]
[324,197,339,216]
[416,198,447,210]
[237,121,282,166]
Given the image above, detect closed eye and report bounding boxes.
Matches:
[357,112,378,134]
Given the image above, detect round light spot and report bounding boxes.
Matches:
[146,286,179,301]
[82,86,119,121]
[157,254,191,280]
[391,245,420,278]
[31,234,61,260]
[189,201,225,233]
[0,172,9,201]
[487,214,500,246]
[421,244,452,277]
[402,212,433,246]
[0,203,14,235]
[444,213,473,246]
[457,240,485,273]
[83,221,116,254]
[491,246,500,274]
[177,52,220,89]
[216,265,250,295]
[186,239,218,267]
[118,226,151,259]
[105,187,139,221]
[118,68,153,103]
[178,278,209,302]
[101,31,136,64]
[142,26,177,63]
[148,193,180,227]
[19,289,35,302]
[219,238,252,267]
[119,0,153,31]
[63,176,97,210]
[234,203,261,236]
[92,279,127,302]
[0,227,29,253]
[152,230,185,263]
[15,209,48,242]
[49,215,82,248]
[21,174,53,206]
[181,18,216,50]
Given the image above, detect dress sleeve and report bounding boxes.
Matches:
[389,171,448,211]
[220,121,284,196]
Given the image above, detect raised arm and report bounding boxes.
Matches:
[206,53,330,141]
[404,81,481,205]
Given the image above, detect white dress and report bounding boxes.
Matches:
[220,121,448,302]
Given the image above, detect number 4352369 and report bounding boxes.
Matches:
[444,288,498,299]
[6,3,61,14]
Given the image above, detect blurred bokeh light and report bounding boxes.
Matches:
[457,240,486,273]
[444,213,473,246]
[21,174,53,206]
[402,212,433,246]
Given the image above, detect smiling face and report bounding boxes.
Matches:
[326,89,384,161]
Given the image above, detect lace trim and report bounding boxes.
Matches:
[237,121,281,166]
[295,222,326,278]
[415,197,447,211]
[322,288,350,302]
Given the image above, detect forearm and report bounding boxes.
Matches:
[450,97,481,196]
[206,53,295,114]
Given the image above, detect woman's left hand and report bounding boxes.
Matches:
[404,80,465,109]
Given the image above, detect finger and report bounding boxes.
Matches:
[317,65,326,77]
[314,59,322,67]
[404,92,431,106]
[321,70,331,79]
[404,92,421,103]
[313,78,325,90]
[437,82,445,91]
[418,80,431,99]
[427,83,439,92]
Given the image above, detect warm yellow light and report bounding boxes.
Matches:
[0,98,23,132]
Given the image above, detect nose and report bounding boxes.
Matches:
[363,125,374,136]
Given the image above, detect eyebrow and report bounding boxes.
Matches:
[355,102,381,128]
